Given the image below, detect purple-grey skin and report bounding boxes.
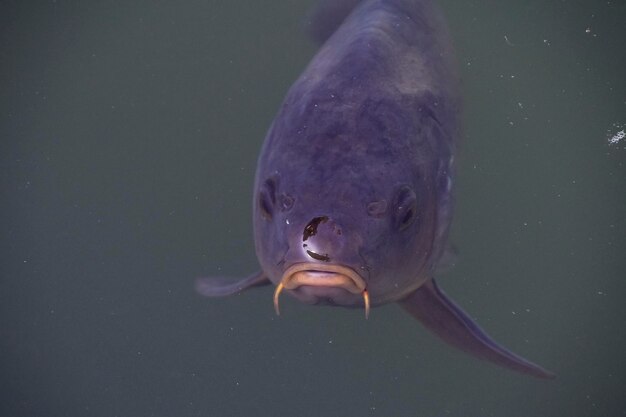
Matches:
[196,0,555,379]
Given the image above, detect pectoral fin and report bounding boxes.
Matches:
[399,278,555,379]
[195,271,270,297]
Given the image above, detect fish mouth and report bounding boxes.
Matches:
[273,263,370,318]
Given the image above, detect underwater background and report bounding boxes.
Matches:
[1,0,624,416]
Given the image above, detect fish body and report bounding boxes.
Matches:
[197,0,554,379]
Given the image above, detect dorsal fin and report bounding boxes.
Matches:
[303,0,362,45]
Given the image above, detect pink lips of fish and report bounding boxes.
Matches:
[273,263,370,318]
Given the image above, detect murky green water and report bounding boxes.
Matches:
[2,1,624,416]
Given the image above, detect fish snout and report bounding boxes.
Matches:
[272,216,370,316]
[301,215,347,262]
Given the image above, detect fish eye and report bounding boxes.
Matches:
[394,186,418,230]
[258,177,277,220]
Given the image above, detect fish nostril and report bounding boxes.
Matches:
[367,200,388,218]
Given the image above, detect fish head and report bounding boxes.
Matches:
[253,145,448,310]
[253,92,454,311]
